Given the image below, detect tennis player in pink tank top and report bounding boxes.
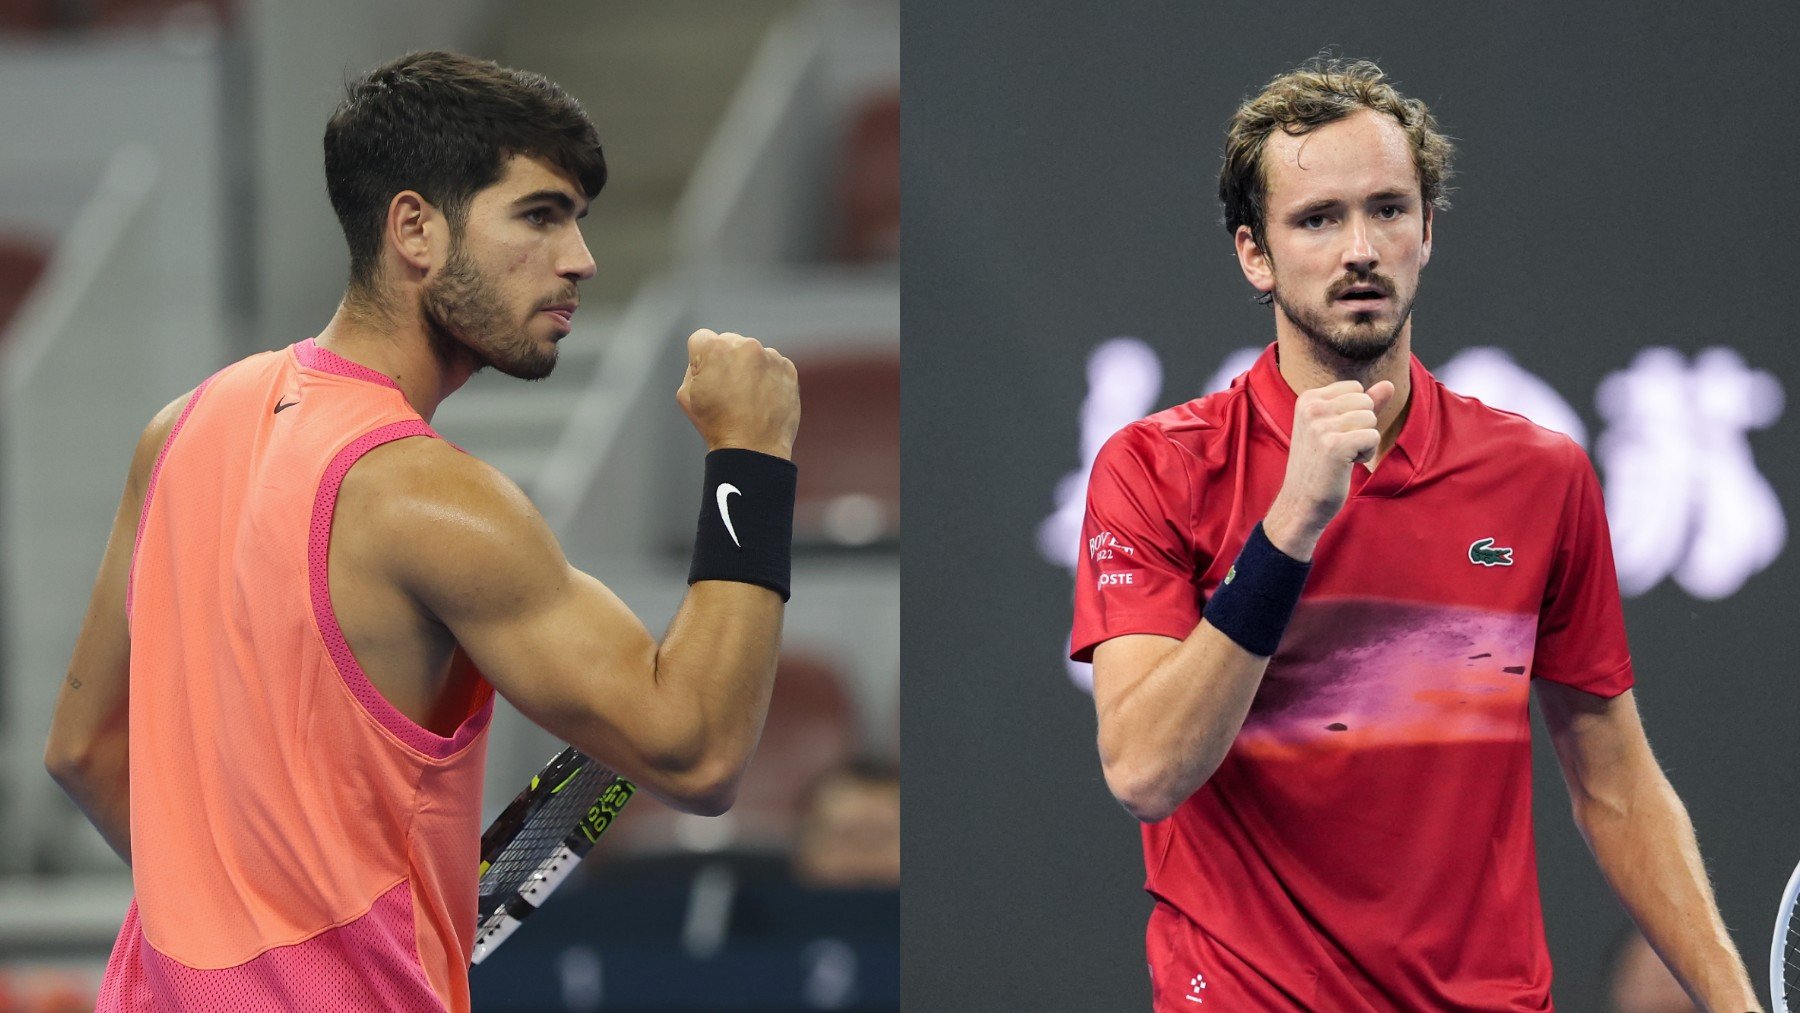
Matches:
[45,52,802,1013]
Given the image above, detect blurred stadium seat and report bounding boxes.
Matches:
[0,0,52,33]
[794,347,900,546]
[0,0,230,33]
[0,236,47,339]
[835,88,899,261]
[605,648,859,855]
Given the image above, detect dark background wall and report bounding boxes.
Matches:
[903,2,1800,1009]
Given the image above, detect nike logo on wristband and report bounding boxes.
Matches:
[716,483,742,547]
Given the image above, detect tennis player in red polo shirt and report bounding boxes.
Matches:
[1072,57,1759,1011]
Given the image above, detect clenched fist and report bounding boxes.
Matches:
[676,328,802,460]
[1263,379,1396,561]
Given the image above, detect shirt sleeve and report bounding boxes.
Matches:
[1070,421,1208,662]
[1532,440,1634,696]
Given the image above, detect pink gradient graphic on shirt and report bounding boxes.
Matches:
[1234,598,1539,755]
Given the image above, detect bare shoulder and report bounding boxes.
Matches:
[127,390,198,492]
[335,436,567,616]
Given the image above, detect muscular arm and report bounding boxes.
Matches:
[367,330,795,816]
[44,394,188,866]
[1091,380,1395,823]
[365,441,781,815]
[1537,683,1759,1012]
[1092,627,1271,822]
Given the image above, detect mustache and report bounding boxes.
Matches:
[1327,273,1396,300]
[536,290,581,311]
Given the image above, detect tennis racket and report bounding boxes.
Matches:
[1774,858,1800,1012]
[471,747,637,965]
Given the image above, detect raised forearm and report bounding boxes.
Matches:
[1575,769,1757,1012]
[1096,624,1271,822]
[646,580,785,812]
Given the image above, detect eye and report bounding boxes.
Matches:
[1375,205,1405,221]
[524,208,552,226]
[1300,214,1331,230]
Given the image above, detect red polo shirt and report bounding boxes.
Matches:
[1072,344,1632,1011]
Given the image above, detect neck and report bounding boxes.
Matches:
[1273,318,1415,460]
[313,292,477,423]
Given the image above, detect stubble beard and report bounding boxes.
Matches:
[421,245,557,381]
[1273,277,1416,366]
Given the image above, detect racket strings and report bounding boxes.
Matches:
[477,764,618,919]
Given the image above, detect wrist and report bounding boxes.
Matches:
[1261,497,1321,562]
[688,449,797,600]
[707,437,794,462]
[1201,523,1313,657]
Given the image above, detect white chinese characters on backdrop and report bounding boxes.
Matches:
[1041,343,1786,692]
[1595,348,1785,600]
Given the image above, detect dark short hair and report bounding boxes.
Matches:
[324,51,607,291]
[1219,56,1453,249]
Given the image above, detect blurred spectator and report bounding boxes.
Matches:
[0,968,97,1013]
[792,756,899,889]
[1607,927,1697,1013]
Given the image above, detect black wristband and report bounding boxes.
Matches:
[1201,522,1311,657]
[688,449,797,601]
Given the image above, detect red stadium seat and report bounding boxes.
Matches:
[731,650,858,830]
[0,0,54,32]
[792,348,900,546]
[0,0,232,32]
[0,236,49,342]
[93,0,233,30]
[835,88,900,261]
[598,649,859,856]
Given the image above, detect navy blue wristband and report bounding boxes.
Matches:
[688,449,797,601]
[1201,522,1311,657]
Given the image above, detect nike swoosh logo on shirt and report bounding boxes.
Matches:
[716,483,742,548]
[273,399,298,414]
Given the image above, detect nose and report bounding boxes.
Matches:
[1343,217,1378,274]
[561,228,597,283]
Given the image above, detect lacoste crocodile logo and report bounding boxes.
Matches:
[1468,537,1514,567]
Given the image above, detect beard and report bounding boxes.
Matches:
[420,245,557,381]
[1273,271,1415,365]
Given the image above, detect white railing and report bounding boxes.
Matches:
[535,278,691,541]
[1,141,225,875]
[672,17,824,265]
[1,145,157,874]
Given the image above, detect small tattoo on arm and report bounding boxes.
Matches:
[66,674,83,690]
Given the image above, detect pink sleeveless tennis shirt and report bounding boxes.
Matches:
[99,338,495,1012]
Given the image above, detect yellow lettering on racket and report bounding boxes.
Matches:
[576,781,638,843]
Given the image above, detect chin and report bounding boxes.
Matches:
[472,332,558,381]
[494,350,557,381]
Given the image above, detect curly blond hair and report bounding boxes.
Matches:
[1220,56,1453,248]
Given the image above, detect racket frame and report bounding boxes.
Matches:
[471,747,636,965]
[1774,857,1800,1013]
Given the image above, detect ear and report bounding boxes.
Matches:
[383,190,442,281]
[1419,205,1433,269]
[1234,224,1275,300]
